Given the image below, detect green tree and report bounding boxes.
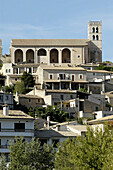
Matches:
[21,71,35,88]
[14,81,26,94]
[34,106,67,123]
[78,88,87,93]
[9,136,55,170]
[0,155,7,170]
[2,85,14,93]
[55,125,113,170]
[28,107,35,118]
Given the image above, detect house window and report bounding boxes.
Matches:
[78,55,80,58]
[70,95,73,99]
[0,96,3,102]
[38,99,40,103]
[5,96,8,100]
[52,139,59,148]
[18,59,20,62]
[6,69,8,73]
[60,95,64,100]
[29,68,31,73]
[71,75,75,81]
[54,102,57,106]
[49,74,53,80]
[9,69,11,73]
[79,74,83,79]
[96,107,98,111]
[15,78,17,81]
[29,99,31,102]
[33,67,37,73]
[14,138,25,143]
[39,139,47,146]
[14,123,25,132]
[59,74,65,80]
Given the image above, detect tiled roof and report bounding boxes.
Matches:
[13,64,39,68]
[88,115,113,124]
[19,94,43,99]
[40,65,86,71]
[87,70,111,73]
[0,110,34,119]
[35,129,78,138]
[46,90,77,93]
[67,125,87,131]
[11,39,89,47]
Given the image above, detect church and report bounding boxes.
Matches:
[10,21,102,65]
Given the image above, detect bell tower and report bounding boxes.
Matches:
[88,21,102,63]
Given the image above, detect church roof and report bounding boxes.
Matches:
[11,39,89,47]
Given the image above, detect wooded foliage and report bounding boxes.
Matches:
[1,125,113,169]
[8,137,55,170]
[28,106,68,123]
[21,71,35,88]
[55,125,113,170]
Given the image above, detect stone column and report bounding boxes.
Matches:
[87,84,90,93]
[18,68,19,74]
[69,82,71,90]
[47,49,50,65]
[12,48,15,63]
[102,82,105,93]
[59,82,61,90]
[52,83,54,90]
[23,49,26,62]
[34,48,37,64]
[59,49,62,65]
[79,83,81,90]
[82,47,85,64]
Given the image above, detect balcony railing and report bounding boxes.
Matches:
[0,129,34,133]
[58,77,71,80]
[0,145,9,149]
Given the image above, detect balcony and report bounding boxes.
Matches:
[0,145,9,149]
[0,129,34,132]
[58,77,71,81]
[0,129,34,137]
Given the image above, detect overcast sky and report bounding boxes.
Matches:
[0,0,113,62]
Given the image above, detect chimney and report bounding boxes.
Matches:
[3,104,9,116]
[47,116,50,130]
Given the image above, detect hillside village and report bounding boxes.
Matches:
[0,21,113,162]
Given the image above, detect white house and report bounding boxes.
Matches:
[0,105,34,161]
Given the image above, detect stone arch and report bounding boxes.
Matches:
[62,48,71,63]
[50,49,58,63]
[96,27,98,33]
[26,49,34,63]
[92,27,95,33]
[96,35,99,40]
[15,49,23,63]
[38,49,47,56]
[92,35,95,40]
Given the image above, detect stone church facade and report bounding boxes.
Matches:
[10,21,102,65]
